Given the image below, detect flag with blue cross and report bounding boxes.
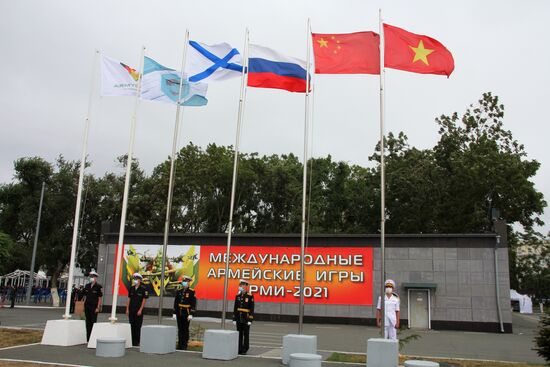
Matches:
[186,41,244,83]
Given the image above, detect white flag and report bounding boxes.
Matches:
[186,41,243,83]
[100,54,139,97]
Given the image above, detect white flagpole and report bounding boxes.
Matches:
[298,18,312,335]
[221,28,249,329]
[110,46,146,323]
[378,8,387,337]
[63,49,99,320]
[158,29,190,325]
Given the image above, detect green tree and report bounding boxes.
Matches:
[510,230,550,303]
[368,93,546,234]
[0,157,83,288]
[254,153,302,233]
[0,231,14,274]
[433,92,545,232]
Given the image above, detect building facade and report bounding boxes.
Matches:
[97,222,512,333]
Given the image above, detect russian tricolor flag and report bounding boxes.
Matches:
[247,44,309,93]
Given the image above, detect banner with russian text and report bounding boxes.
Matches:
[113,244,373,305]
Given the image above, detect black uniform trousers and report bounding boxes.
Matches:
[236,322,250,354]
[84,305,98,341]
[69,293,76,314]
[10,291,15,308]
[128,310,144,346]
[176,312,191,349]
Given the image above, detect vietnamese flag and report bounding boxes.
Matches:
[312,32,380,74]
[384,24,454,77]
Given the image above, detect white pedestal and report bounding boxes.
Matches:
[41,319,87,346]
[404,361,439,367]
[366,338,398,367]
[202,329,238,360]
[96,337,126,357]
[289,353,322,367]
[87,322,132,349]
[140,325,177,354]
[282,334,317,365]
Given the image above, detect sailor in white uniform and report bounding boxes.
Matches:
[376,279,400,340]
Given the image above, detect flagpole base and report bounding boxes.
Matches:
[282,334,317,365]
[87,322,131,349]
[366,338,398,367]
[41,319,86,346]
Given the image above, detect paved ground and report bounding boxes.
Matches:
[0,344,336,367]
[0,306,545,364]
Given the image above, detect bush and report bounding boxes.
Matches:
[534,310,550,365]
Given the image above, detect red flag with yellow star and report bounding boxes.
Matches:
[384,24,454,77]
[312,32,380,74]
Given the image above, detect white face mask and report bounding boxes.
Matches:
[385,287,393,294]
[238,286,245,293]
[132,279,139,286]
[89,277,95,283]
[181,281,189,288]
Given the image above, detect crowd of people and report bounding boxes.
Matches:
[0,284,70,306]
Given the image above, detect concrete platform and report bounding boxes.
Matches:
[366,338,398,367]
[87,322,132,349]
[404,361,439,367]
[282,334,317,365]
[289,352,322,367]
[202,329,238,360]
[96,337,126,357]
[140,325,177,354]
[41,319,87,346]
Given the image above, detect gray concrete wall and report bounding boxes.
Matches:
[97,233,512,331]
[382,247,511,325]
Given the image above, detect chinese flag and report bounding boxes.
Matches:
[384,23,454,77]
[312,32,380,74]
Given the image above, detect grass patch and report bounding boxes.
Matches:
[0,329,43,348]
[327,352,366,363]
[402,357,545,367]
[187,340,203,352]
[326,352,545,367]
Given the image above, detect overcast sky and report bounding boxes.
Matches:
[1,0,548,235]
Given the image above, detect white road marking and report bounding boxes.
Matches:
[13,306,64,310]
[258,348,282,358]
[250,331,285,336]
[0,358,90,367]
[0,326,44,331]
[0,343,41,351]
[263,323,289,327]
[248,341,282,347]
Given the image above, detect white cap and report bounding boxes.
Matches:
[182,275,192,281]
[239,279,249,285]
[89,271,99,277]
[132,273,143,279]
[385,279,395,288]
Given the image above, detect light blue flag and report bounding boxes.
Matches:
[141,56,208,106]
